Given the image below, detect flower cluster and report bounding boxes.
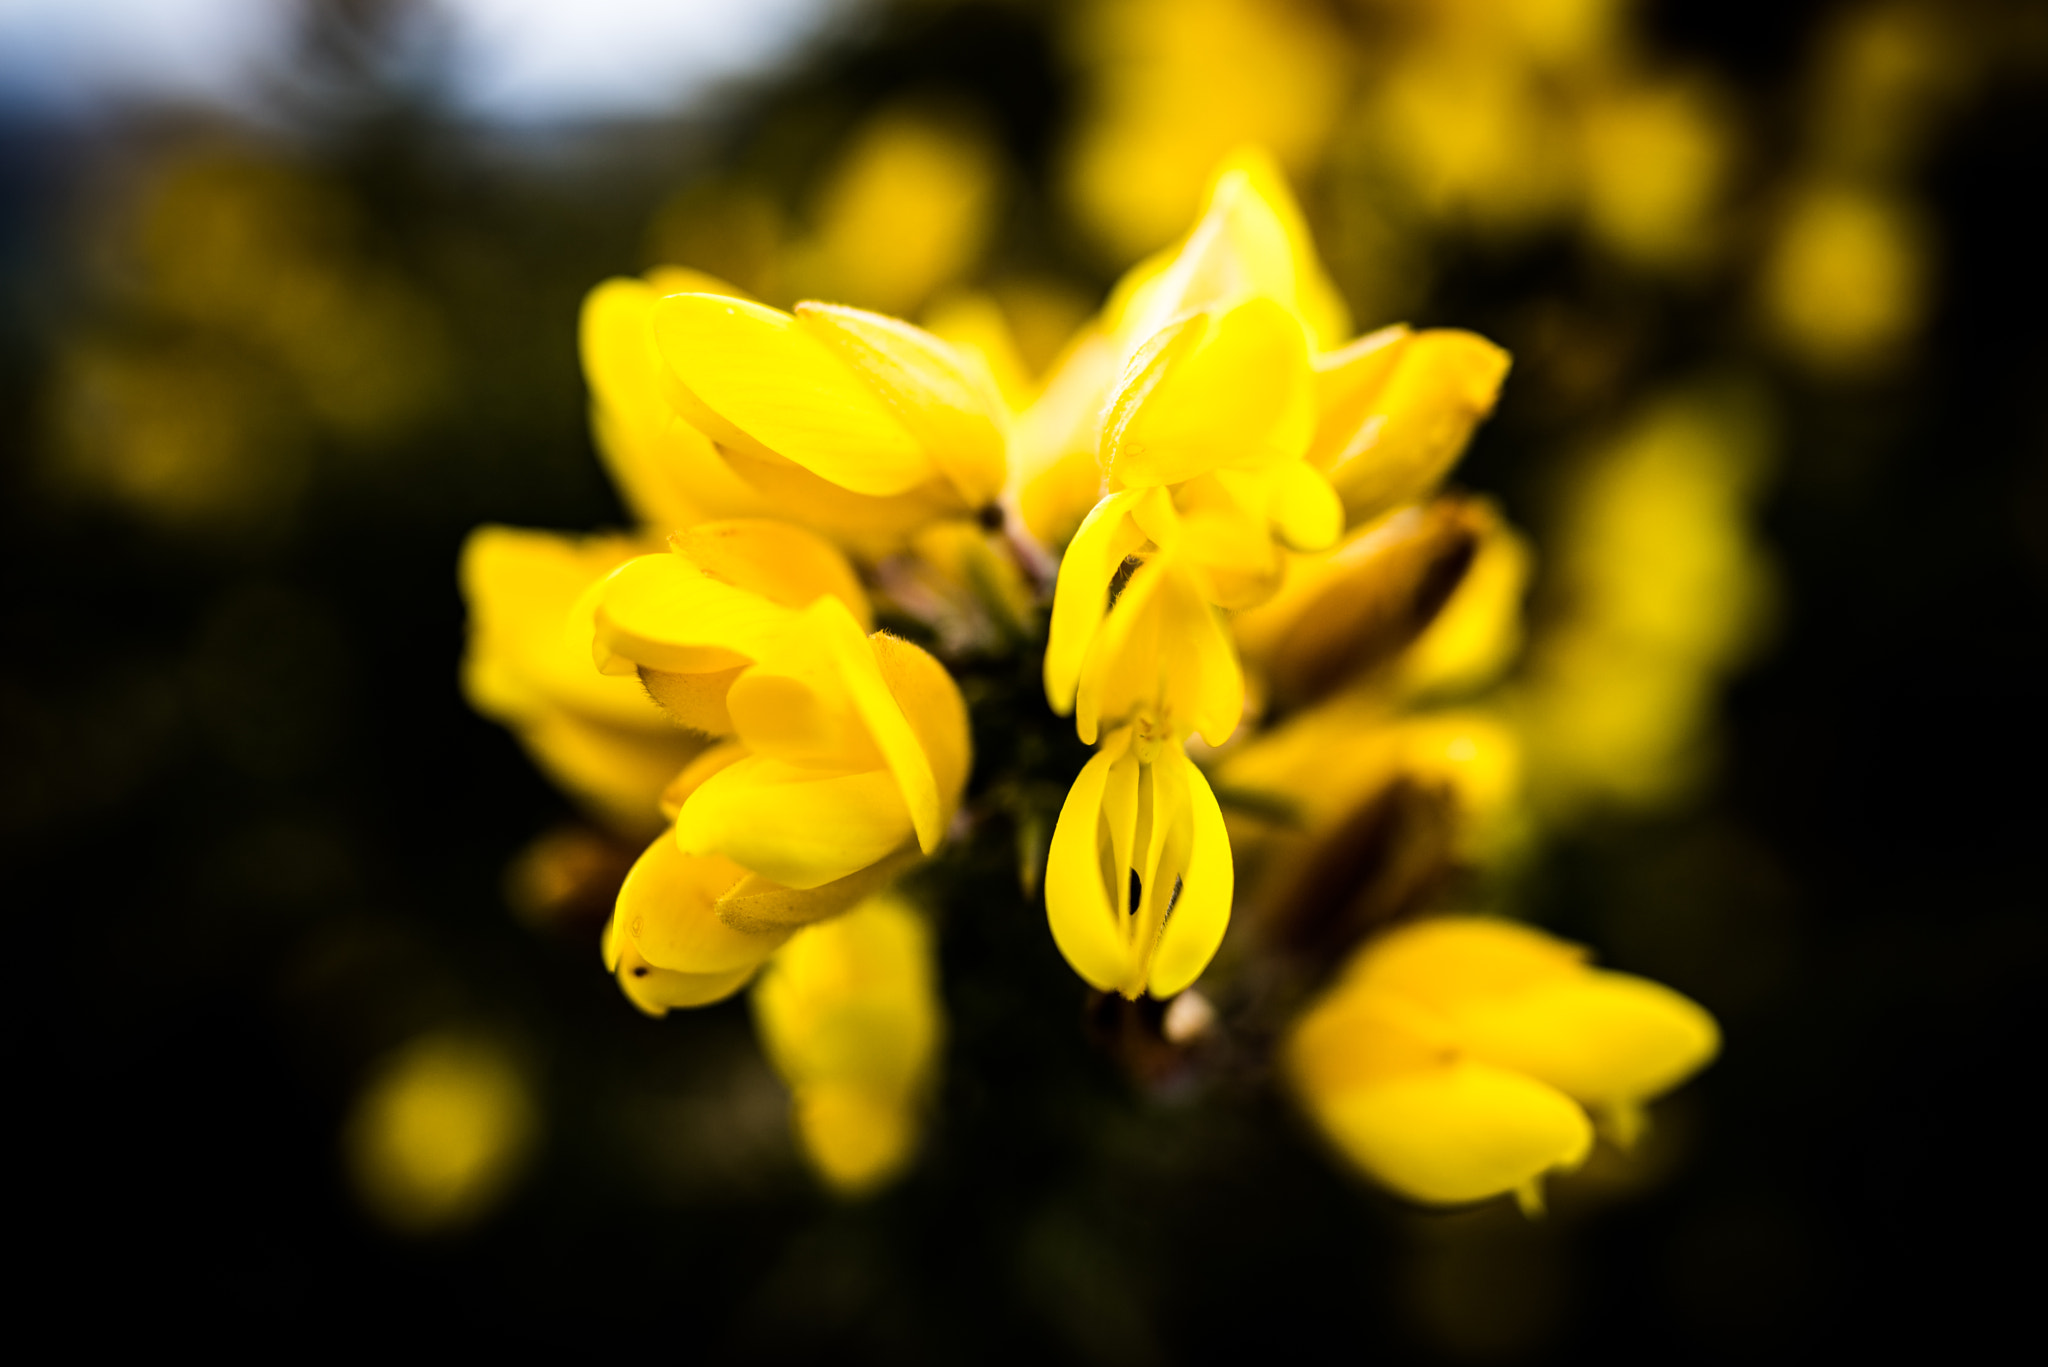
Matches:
[461,149,1717,1210]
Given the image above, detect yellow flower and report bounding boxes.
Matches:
[752,895,944,1195]
[1308,325,1512,528]
[1044,726,1234,1000]
[1287,917,1718,1212]
[669,597,970,891]
[1016,151,1350,550]
[459,526,703,834]
[590,518,872,735]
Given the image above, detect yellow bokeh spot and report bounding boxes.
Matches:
[1760,185,1928,371]
[344,1034,539,1235]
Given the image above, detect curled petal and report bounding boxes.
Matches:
[1044,489,1149,716]
[651,293,933,497]
[668,520,871,627]
[615,833,789,975]
[795,303,1007,506]
[1103,297,1314,488]
[591,553,792,678]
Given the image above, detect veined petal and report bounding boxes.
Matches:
[1301,1059,1594,1207]
[677,755,916,891]
[1146,748,1234,998]
[1455,972,1721,1107]
[1044,733,1136,993]
[590,552,794,677]
[1104,298,1314,488]
[651,293,933,497]
[795,302,1008,506]
[615,833,790,974]
[1044,488,1149,715]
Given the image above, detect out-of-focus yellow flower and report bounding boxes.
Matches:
[460,526,703,835]
[1060,0,1353,263]
[1519,389,1775,817]
[1288,917,1717,1211]
[1308,326,1512,528]
[753,895,943,1195]
[1577,75,1734,268]
[1759,184,1929,372]
[1234,498,1526,710]
[1045,726,1233,1000]
[590,519,871,735]
[784,107,1001,318]
[345,1032,539,1234]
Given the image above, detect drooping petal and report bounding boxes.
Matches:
[1044,733,1136,993]
[1146,748,1234,998]
[1044,488,1149,716]
[1301,1059,1594,1207]
[795,303,1008,506]
[1455,972,1722,1108]
[651,293,934,497]
[676,755,916,891]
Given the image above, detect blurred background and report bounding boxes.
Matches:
[5,0,2044,1355]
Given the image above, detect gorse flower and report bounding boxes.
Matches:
[458,145,1718,1208]
[1287,918,1719,1212]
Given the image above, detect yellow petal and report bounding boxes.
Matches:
[1145,748,1233,998]
[795,302,1008,506]
[1345,916,1587,1016]
[1269,461,1344,553]
[651,293,933,497]
[1103,297,1314,488]
[639,664,747,735]
[677,756,915,891]
[669,519,871,627]
[659,740,749,819]
[513,708,702,835]
[1314,329,1511,526]
[752,896,941,1090]
[1044,734,1136,993]
[1303,1059,1593,1206]
[1044,488,1148,715]
[615,832,789,974]
[1076,550,1244,747]
[458,525,666,730]
[1456,972,1721,1107]
[590,552,793,677]
[869,630,972,829]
